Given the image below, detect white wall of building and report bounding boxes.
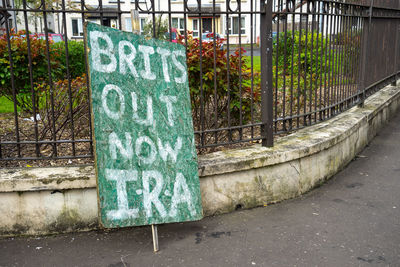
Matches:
[12,0,347,44]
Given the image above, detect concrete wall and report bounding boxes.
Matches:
[0,81,399,237]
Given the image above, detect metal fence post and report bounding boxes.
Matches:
[392,22,399,86]
[260,0,273,147]
[358,0,373,107]
[358,1,373,107]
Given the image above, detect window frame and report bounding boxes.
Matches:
[227,16,245,35]
[192,18,199,37]
[125,17,132,32]
[71,18,83,37]
[172,17,185,34]
[140,18,146,34]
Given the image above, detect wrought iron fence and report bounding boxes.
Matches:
[0,0,399,164]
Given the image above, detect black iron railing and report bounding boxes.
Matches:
[0,0,399,164]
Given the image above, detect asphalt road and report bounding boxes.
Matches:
[1,110,399,267]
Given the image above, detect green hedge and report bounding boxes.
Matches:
[0,31,85,113]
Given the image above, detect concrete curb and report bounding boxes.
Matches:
[1,82,399,236]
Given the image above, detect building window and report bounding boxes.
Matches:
[192,19,199,37]
[72,18,83,37]
[172,17,184,34]
[140,18,145,33]
[125,17,132,32]
[125,17,146,34]
[227,16,245,35]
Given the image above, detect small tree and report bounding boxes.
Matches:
[142,15,169,40]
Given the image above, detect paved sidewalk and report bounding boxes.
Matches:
[1,111,399,267]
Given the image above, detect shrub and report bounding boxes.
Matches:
[0,30,64,112]
[271,30,361,123]
[273,30,361,91]
[273,30,335,91]
[333,29,361,77]
[176,33,257,136]
[37,74,89,140]
[0,31,87,113]
[53,40,86,79]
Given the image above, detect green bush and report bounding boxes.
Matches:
[54,40,86,79]
[333,30,361,77]
[271,30,361,121]
[176,33,256,133]
[0,30,64,112]
[273,30,336,92]
[0,31,87,113]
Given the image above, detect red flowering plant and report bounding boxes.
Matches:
[0,30,64,112]
[175,32,260,138]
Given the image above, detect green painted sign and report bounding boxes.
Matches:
[85,22,203,228]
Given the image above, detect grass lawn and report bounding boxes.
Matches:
[244,56,261,72]
[0,96,17,113]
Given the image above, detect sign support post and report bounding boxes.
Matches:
[152,225,159,252]
[131,9,140,34]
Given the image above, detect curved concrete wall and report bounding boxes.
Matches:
[0,82,399,236]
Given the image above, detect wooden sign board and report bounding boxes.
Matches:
[85,22,203,228]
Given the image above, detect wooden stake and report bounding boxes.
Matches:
[151,224,159,252]
[130,9,140,34]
